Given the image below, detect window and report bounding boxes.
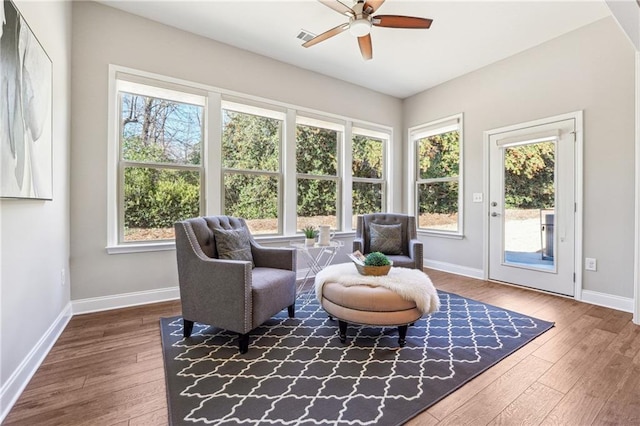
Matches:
[221,102,284,235]
[117,80,204,243]
[412,114,463,234]
[296,118,342,232]
[351,128,386,228]
[108,67,392,251]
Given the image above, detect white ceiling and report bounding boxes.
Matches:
[98,0,612,99]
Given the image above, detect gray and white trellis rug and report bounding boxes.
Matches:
[160,291,553,425]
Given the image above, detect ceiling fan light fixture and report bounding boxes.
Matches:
[349,18,371,37]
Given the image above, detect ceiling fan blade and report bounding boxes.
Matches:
[302,23,349,48]
[364,0,385,14]
[317,0,354,17]
[373,15,433,29]
[357,34,373,60]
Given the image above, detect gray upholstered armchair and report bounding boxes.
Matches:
[175,216,297,353]
[353,213,423,271]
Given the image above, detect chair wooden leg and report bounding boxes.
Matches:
[338,320,348,343]
[238,333,249,354]
[183,319,194,338]
[288,303,295,318]
[398,324,408,347]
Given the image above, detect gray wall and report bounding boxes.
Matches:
[606,0,640,51]
[0,0,72,416]
[70,2,403,300]
[404,17,636,298]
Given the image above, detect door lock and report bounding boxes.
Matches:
[491,201,498,207]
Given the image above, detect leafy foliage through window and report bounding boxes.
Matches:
[352,133,385,227]
[120,90,204,242]
[504,142,555,209]
[413,116,462,233]
[296,123,340,231]
[111,72,391,247]
[222,108,282,234]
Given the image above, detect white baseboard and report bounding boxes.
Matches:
[580,289,634,313]
[424,259,484,280]
[72,286,180,315]
[0,303,72,423]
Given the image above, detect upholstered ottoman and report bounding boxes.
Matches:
[315,263,440,347]
[321,282,422,346]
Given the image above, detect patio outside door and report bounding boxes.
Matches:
[488,117,576,296]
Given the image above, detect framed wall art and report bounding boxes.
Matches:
[0,0,53,200]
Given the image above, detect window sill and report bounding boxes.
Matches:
[418,230,464,240]
[106,242,176,255]
[106,232,357,254]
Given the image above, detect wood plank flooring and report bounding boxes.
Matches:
[5,270,640,425]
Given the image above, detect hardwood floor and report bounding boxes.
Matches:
[5,270,640,425]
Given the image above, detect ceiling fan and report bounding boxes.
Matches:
[302,0,433,61]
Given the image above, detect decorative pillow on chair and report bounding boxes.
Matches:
[369,223,403,255]
[213,227,254,267]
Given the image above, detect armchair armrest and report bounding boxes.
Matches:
[251,243,296,271]
[408,239,424,271]
[352,238,364,254]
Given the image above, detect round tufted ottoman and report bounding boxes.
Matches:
[320,281,423,347]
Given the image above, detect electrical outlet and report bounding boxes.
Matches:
[585,258,597,271]
[472,193,483,203]
[61,268,66,286]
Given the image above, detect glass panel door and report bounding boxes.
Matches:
[502,141,556,272]
[488,116,576,296]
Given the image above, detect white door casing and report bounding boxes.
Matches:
[484,112,583,297]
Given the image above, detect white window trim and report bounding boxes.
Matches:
[221,103,285,235]
[295,118,344,231]
[106,65,392,253]
[409,113,464,238]
[109,77,206,251]
[351,127,389,230]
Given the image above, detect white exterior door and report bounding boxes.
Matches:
[488,117,577,296]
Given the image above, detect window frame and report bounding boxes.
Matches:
[295,116,344,232]
[106,66,392,253]
[351,126,388,226]
[221,100,286,235]
[114,79,206,247]
[409,113,464,238]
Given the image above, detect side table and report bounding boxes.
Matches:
[290,240,344,293]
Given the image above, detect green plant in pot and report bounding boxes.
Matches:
[301,226,317,246]
[364,252,391,266]
[356,251,392,276]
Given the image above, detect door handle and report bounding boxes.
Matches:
[491,212,500,217]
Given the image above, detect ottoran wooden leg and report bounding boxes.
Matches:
[338,320,348,343]
[238,333,250,354]
[288,303,295,318]
[398,324,408,347]
[183,319,194,338]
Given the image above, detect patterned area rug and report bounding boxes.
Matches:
[160,291,553,425]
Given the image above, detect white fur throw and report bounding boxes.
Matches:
[314,263,440,315]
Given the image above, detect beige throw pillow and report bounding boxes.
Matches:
[369,223,402,255]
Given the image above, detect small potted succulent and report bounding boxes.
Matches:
[301,225,317,246]
[357,252,393,276]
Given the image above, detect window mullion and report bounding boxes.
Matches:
[207,92,222,215]
[283,109,297,236]
[343,122,353,231]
